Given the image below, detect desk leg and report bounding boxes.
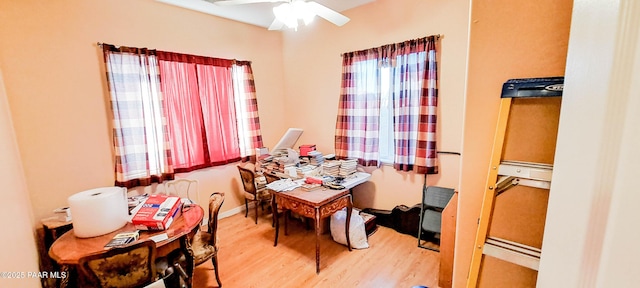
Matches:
[272,195,279,247]
[315,207,321,274]
[284,210,289,236]
[346,195,353,252]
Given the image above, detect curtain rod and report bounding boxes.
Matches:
[97,42,252,65]
[437,151,461,156]
[340,34,443,57]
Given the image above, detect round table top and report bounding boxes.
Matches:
[49,205,204,265]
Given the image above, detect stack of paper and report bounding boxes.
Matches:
[296,165,317,178]
[104,231,139,248]
[339,159,358,176]
[322,161,341,177]
[266,178,301,192]
[308,151,325,166]
[256,175,267,190]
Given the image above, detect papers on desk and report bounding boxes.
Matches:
[148,233,168,243]
[339,172,372,189]
[266,178,302,192]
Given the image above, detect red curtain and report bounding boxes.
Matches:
[197,64,241,164]
[157,51,240,172]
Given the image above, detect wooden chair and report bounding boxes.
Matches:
[171,192,225,287]
[263,173,287,228]
[237,166,270,224]
[78,240,158,288]
[165,178,199,206]
[165,178,203,227]
[263,173,280,185]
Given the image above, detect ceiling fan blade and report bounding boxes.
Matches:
[268,18,285,30]
[307,1,350,26]
[213,0,285,6]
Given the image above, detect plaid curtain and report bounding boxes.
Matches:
[335,36,439,174]
[393,36,439,174]
[233,61,264,158]
[102,44,174,188]
[335,50,381,166]
[415,37,438,174]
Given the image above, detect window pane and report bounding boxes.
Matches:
[347,59,380,162]
[378,66,394,163]
[232,65,250,157]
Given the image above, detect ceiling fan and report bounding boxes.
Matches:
[213,0,350,30]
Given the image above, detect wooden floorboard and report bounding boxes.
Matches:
[192,211,440,288]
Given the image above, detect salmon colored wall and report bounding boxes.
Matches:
[0,0,285,223]
[280,0,470,210]
[0,68,41,287]
[0,0,575,285]
[456,0,573,287]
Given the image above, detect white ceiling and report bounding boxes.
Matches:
[155,0,375,29]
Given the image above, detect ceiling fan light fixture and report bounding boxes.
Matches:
[273,3,297,29]
[273,0,316,30]
[292,1,316,25]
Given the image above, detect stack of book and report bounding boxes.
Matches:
[339,159,358,176]
[308,151,325,166]
[300,183,322,191]
[296,165,317,178]
[256,175,267,190]
[322,161,341,177]
[261,161,279,175]
[256,154,274,173]
[274,157,297,174]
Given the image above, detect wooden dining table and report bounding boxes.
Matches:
[48,204,204,287]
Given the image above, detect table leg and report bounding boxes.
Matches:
[315,207,321,274]
[346,195,352,252]
[284,210,289,236]
[178,234,196,288]
[272,195,279,247]
[59,265,70,288]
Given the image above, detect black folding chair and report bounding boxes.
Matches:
[418,186,455,251]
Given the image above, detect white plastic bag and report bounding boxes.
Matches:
[330,208,369,249]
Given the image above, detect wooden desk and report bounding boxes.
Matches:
[49,205,203,286]
[271,187,353,274]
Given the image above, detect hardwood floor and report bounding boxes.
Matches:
[192,211,440,288]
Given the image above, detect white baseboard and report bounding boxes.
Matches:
[219,203,252,219]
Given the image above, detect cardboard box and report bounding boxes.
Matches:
[132,195,182,231]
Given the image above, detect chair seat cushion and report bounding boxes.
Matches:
[243,189,271,201]
[191,230,218,265]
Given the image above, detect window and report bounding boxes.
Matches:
[102,44,263,188]
[378,65,393,164]
[335,36,439,174]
